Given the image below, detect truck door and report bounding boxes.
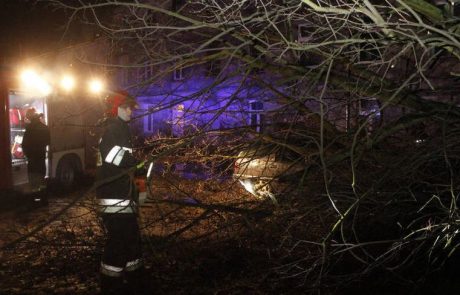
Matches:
[8,91,47,189]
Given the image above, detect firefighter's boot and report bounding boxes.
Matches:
[37,187,48,206]
[100,274,125,295]
[125,267,149,295]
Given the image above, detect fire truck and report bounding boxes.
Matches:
[0,66,105,194]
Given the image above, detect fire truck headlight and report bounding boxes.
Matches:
[89,79,104,94]
[60,75,75,92]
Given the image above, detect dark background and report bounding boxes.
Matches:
[0,0,105,64]
[0,0,65,62]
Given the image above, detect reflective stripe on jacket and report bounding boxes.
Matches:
[105,146,133,166]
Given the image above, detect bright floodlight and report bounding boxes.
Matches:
[20,69,52,96]
[89,79,104,94]
[60,75,75,91]
[20,69,39,85]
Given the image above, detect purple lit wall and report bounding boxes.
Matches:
[130,66,273,137]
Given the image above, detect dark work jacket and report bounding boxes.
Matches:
[96,117,138,200]
[22,118,50,160]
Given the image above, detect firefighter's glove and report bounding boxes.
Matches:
[135,161,147,176]
[136,161,146,170]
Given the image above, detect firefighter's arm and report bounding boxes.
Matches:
[100,129,138,168]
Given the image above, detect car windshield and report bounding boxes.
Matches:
[238,143,303,162]
[239,145,273,158]
[275,147,301,162]
[237,121,317,161]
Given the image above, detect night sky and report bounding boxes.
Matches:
[0,1,62,61]
[0,0,98,64]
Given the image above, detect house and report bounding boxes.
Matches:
[58,0,459,148]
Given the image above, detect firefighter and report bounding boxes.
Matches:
[96,91,147,294]
[22,108,50,205]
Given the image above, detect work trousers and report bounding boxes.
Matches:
[100,213,145,294]
[27,155,46,188]
[27,155,47,204]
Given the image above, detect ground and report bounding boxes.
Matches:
[3,172,457,294]
[0,173,326,294]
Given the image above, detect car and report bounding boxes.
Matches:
[233,144,306,202]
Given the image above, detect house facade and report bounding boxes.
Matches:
[83,0,460,144]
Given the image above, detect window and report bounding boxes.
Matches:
[359,49,380,62]
[358,97,381,131]
[172,0,186,11]
[138,64,154,82]
[208,61,221,77]
[357,41,380,62]
[444,0,460,17]
[173,67,184,81]
[144,105,155,133]
[249,100,264,132]
[297,23,330,44]
[250,100,263,111]
[358,98,380,117]
[298,24,314,43]
[121,69,129,86]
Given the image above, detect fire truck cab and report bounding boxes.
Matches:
[0,66,104,194]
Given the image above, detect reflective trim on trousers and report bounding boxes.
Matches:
[100,262,124,277]
[97,199,136,214]
[98,199,131,206]
[125,258,144,272]
[99,206,136,214]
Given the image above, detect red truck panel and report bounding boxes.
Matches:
[0,69,13,190]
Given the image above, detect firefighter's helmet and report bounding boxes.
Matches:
[105,90,138,117]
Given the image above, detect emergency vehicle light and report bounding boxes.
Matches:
[89,79,104,94]
[20,69,52,96]
[20,68,105,96]
[60,75,75,92]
